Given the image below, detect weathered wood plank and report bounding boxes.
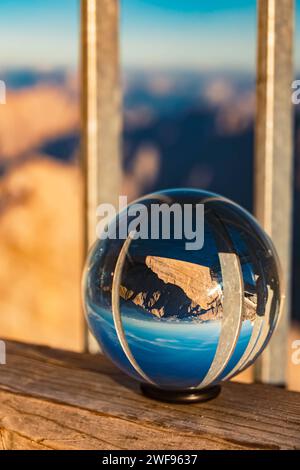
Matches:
[0,389,249,450]
[255,0,294,384]
[0,341,299,450]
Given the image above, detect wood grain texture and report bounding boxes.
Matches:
[255,0,294,384]
[0,341,299,450]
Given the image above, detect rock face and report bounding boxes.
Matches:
[119,256,257,322]
[145,256,220,311]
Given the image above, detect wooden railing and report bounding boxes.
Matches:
[1,340,299,450]
[81,0,295,385]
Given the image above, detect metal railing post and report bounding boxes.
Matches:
[255,0,294,385]
[81,0,122,351]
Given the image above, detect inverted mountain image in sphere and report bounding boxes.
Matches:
[84,189,281,390]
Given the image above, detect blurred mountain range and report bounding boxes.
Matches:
[0,67,299,346]
[0,69,82,348]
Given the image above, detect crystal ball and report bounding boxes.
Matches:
[83,189,283,392]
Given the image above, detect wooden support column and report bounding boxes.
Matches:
[81,0,122,350]
[255,0,294,384]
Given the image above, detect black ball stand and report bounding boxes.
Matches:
[140,383,221,404]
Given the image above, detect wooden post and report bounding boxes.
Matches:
[81,0,122,351]
[255,0,294,384]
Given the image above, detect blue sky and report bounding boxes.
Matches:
[121,0,256,71]
[0,0,299,72]
[0,0,79,69]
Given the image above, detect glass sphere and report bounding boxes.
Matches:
[83,189,283,391]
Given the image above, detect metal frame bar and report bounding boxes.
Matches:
[198,214,244,388]
[254,0,294,384]
[81,0,122,351]
[112,234,156,385]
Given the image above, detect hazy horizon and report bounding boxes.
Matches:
[0,0,299,73]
